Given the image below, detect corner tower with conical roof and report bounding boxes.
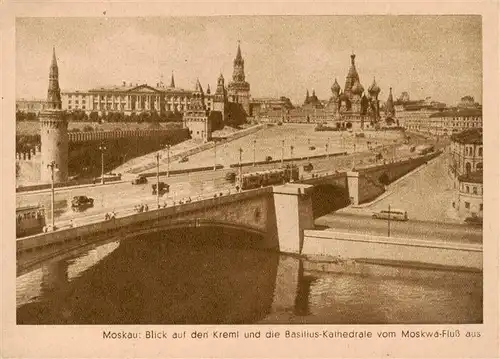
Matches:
[39,47,68,183]
[227,41,251,115]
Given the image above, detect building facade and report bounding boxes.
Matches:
[61,77,201,115]
[16,99,47,113]
[39,48,69,184]
[449,128,483,220]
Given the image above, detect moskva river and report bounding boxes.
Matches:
[17,227,482,324]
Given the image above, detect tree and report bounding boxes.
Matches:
[89,112,99,122]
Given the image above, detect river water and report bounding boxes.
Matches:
[16,227,482,325]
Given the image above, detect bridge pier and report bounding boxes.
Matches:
[41,260,69,294]
[272,184,314,254]
[270,256,300,315]
[346,171,359,206]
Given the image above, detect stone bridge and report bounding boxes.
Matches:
[18,184,315,272]
[17,151,443,274]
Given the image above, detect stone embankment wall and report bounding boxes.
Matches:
[356,151,441,204]
[302,230,482,270]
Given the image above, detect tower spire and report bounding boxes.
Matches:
[170,71,175,88]
[47,47,61,110]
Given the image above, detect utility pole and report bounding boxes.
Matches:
[99,142,107,185]
[47,161,57,230]
[387,204,391,237]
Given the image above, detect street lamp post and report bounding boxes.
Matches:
[47,161,57,230]
[307,138,311,161]
[155,152,161,208]
[281,140,285,168]
[238,147,243,191]
[253,139,256,167]
[213,141,217,171]
[98,142,107,185]
[290,145,294,167]
[387,204,391,237]
[327,137,330,159]
[166,144,171,177]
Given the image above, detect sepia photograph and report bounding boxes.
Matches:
[13,15,485,327]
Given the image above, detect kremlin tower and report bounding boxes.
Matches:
[227,42,251,115]
[39,48,68,183]
[213,73,228,119]
[183,79,211,141]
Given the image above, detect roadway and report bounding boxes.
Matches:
[315,212,482,244]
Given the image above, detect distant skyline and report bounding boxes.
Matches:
[16,16,482,106]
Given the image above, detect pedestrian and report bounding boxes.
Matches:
[144,204,149,212]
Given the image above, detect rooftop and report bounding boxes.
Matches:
[450,128,483,144]
[429,108,482,118]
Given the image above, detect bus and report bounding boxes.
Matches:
[372,208,409,221]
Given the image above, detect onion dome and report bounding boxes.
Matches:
[331,79,341,95]
[368,78,381,96]
[352,80,364,95]
[339,91,348,101]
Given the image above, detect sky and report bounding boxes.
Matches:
[16,16,482,106]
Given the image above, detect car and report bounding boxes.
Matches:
[372,208,408,221]
[152,182,170,195]
[71,195,94,208]
[225,172,237,182]
[303,163,314,172]
[464,216,482,226]
[132,175,148,185]
[179,157,189,163]
[309,146,316,150]
[265,156,273,162]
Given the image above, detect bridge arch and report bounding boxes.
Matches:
[125,219,267,239]
[311,183,350,218]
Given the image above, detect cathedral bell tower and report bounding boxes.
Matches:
[227,41,251,115]
[39,47,68,183]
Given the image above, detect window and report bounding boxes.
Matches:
[479,147,483,157]
[466,185,470,193]
[480,204,483,211]
[473,187,477,195]
[465,202,470,209]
